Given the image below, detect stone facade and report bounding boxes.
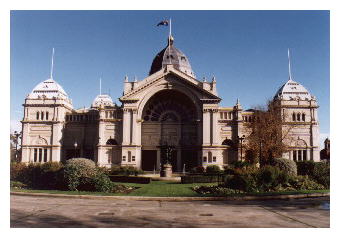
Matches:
[20,36,320,171]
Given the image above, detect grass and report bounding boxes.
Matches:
[10,180,329,197]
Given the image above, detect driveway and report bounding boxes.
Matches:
[10,195,330,228]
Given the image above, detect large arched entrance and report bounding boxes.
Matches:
[141,89,200,171]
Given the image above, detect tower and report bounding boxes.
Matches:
[274,49,320,161]
[21,49,73,163]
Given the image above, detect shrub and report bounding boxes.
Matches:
[296,161,330,188]
[110,166,144,176]
[231,161,251,169]
[190,166,205,174]
[64,158,97,191]
[312,162,330,188]
[10,162,27,182]
[10,181,27,189]
[288,175,325,190]
[224,173,257,192]
[271,158,297,176]
[256,165,286,191]
[206,165,221,174]
[193,185,242,195]
[109,175,151,184]
[181,175,226,184]
[296,161,315,176]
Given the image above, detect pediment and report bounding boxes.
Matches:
[120,65,221,103]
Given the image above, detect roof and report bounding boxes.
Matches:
[91,94,115,108]
[27,78,69,100]
[149,36,195,78]
[274,79,312,100]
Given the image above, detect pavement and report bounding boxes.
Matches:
[10,194,330,228]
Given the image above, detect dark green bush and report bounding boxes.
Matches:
[296,161,315,176]
[109,175,151,184]
[271,158,297,176]
[224,174,257,192]
[206,165,221,174]
[10,181,27,189]
[296,161,330,188]
[231,161,251,169]
[110,166,144,176]
[256,166,286,191]
[190,166,205,174]
[181,175,226,184]
[312,162,330,188]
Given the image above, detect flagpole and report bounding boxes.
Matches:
[100,77,102,95]
[288,48,292,80]
[50,48,55,79]
[169,18,172,37]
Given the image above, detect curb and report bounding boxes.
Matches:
[10,191,330,201]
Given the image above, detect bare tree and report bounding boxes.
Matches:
[244,99,295,165]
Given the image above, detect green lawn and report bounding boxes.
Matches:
[10,180,329,197]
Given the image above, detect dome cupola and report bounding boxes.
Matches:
[149,36,195,78]
[274,79,312,100]
[27,78,69,100]
[91,94,115,108]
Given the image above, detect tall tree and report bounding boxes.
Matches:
[244,100,294,165]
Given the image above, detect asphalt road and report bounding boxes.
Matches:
[10,195,330,228]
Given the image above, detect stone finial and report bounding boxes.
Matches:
[212,76,216,82]
[124,75,128,82]
[203,76,207,82]
[134,76,137,82]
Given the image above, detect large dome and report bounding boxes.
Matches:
[149,36,195,78]
[274,79,312,100]
[27,78,69,99]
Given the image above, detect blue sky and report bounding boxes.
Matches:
[10,10,330,142]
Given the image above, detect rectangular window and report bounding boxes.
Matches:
[128,152,131,162]
[303,150,307,161]
[293,151,297,161]
[46,112,49,120]
[224,112,228,119]
[34,148,37,162]
[39,148,42,162]
[203,157,207,162]
[132,156,135,161]
[122,156,126,161]
[213,156,216,162]
[220,112,223,119]
[208,156,212,163]
[44,149,48,162]
[298,150,302,161]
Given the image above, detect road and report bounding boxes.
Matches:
[10,195,329,228]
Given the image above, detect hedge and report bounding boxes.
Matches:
[109,175,151,184]
[181,175,226,184]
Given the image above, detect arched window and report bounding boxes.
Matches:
[292,112,296,121]
[297,113,301,121]
[41,111,44,120]
[208,152,212,163]
[302,113,306,121]
[105,111,108,118]
[106,138,118,145]
[36,111,40,120]
[46,111,49,120]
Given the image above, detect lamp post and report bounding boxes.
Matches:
[74,141,78,158]
[13,131,21,162]
[237,135,245,161]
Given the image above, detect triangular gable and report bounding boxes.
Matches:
[120,65,221,102]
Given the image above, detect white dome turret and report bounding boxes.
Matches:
[274,79,312,100]
[27,78,69,100]
[91,94,115,108]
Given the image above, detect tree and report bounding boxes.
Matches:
[10,131,21,162]
[244,100,294,166]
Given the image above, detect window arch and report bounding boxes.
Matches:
[297,113,301,121]
[302,113,306,121]
[36,111,40,120]
[292,112,296,121]
[106,138,118,145]
[46,111,49,120]
[222,138,234,147]
[41,111,44,120]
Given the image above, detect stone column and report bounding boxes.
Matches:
[122,108,131,145]
[212,109,219,145]
[202,109,210,145]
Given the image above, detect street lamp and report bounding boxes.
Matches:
[13,131,21,162]
[74,141,78,158]
[237,135,245,161]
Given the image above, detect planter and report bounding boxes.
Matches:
[160,164,173,177]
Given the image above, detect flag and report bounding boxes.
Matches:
[157,20,169,26]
